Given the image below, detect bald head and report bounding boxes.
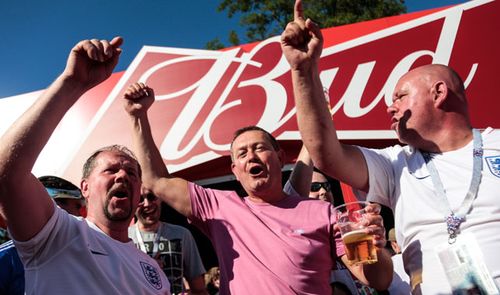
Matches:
[405,64,466,102]
[389,64,472,150]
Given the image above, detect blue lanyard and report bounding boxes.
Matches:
[422,129,483,244]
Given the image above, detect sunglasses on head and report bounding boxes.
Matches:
[140,193,158,203]
[310,182,331,192]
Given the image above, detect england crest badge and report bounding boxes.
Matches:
[485,156,500,178]
[140,261,163,290]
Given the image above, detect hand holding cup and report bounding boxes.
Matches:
[334,201,385,265]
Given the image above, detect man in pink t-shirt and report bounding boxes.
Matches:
[124,80,392,294]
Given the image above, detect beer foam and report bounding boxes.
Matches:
[342,230,371,244]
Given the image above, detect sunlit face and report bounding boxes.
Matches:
[391,240,401,254]
[309,171,333,203]
[82,151,141,223]
[387,71,434,145]
[135,187,161,227]
[230,130,283,196]
[212,269,220,288]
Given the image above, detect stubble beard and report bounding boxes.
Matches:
[104,197,132,222]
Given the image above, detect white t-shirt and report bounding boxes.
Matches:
[14,207,170,294]
[360,128,500,294]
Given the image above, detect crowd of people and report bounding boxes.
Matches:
[0,0,498,294]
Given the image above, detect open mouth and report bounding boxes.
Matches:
[249,166,264,176]
[110,188,129,199]
[141,207,157,216]
[390,117,399,130]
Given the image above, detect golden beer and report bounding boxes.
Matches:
[342,230,377,265]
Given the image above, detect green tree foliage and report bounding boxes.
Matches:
[206,0,406,49]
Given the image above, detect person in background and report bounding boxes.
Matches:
[388,229,400,255]
[123,80,393,294]
[38,175,87,217]
[282,0,500,293]
[204,266,220,295]
[0,37,170,294]
[309,169,334,203]
[129,188,208,295]
[286,145,335,204]
[387,229,411,295]
[0,175,84,295]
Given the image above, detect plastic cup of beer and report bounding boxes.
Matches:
[333,201,377,265]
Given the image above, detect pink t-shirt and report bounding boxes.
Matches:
[188,182,343,295]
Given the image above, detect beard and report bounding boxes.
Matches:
[103,197,133,222]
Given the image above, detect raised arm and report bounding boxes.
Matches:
[123,83,192,217]
[0,37,123,241]
[287,144,314,197]
[281,0,369,192]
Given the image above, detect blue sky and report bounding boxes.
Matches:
[0,0,467,99]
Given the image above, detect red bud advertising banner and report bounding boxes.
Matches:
[0,0,498,184]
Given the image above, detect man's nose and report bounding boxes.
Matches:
[144,197,154,206]
[247,149,258,161]
[115,168,129,182]
[387,103,397,116]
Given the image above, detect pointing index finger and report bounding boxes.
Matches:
[294,0,304,22]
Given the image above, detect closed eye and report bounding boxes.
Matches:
[237,150,247,159]
[126,168,138,178]
[254,143,269,152]
[393,93,406,103]
[104,168,118,174]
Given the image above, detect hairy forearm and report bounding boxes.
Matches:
[291,66,370,191]
[0,74,85,240]
[291,67,341,170]
[0,75,85,181]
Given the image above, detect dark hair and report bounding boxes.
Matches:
[313,166,326,176]
[82,145,141,179]
[230,126,280,153]
[38,175,79,191]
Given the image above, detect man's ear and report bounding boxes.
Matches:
[432,80,448,108]
[231,162,240,181]
[80,179,90,200]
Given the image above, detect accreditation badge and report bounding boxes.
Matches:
[436,233,499,294]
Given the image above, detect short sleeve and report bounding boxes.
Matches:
[357,146,395,208]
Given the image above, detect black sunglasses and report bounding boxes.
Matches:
[140,193,158,203]
[310,182,331,192]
